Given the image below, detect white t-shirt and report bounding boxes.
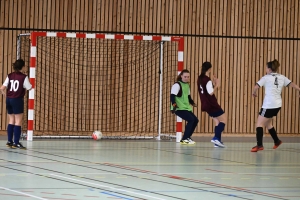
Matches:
[171,83,190,95]
[256,73,291,108]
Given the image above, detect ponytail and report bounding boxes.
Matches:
[199,61,212,82]
[176,69,190,82]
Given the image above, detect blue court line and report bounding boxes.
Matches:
[101,191,134,200]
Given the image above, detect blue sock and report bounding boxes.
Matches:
[7,124,14,142]
[214,126,218,139]
[13,126,22,144]
[215,122,225,141]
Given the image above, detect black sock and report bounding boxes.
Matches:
[268,127,279,143]
[256,127,263,146]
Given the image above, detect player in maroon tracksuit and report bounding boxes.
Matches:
[0,59,32,149]
[197,62,227,147]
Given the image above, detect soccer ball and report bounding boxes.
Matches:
[92,130,102,140]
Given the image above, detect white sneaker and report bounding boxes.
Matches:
[211,139,225,148]
[187,138,196,144]
[214,144,220,148]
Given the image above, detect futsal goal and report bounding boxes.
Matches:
[17,32,184,141]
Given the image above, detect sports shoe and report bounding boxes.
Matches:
[180,139,195,145]
[187,138,196,144]
[180,139,189,144]
[273,140,282,149]
[211,138,225,147]
[251,145,264,152]
[6,141,13,148]
[11,143,26,150]
[214,144,220,148]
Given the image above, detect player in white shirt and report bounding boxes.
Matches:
[251,59,300,152]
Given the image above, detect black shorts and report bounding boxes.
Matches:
[208,109,224,118]
[6,97,24,114]
[259,108,281,118]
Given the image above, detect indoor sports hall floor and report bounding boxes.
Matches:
[0,136,300,200]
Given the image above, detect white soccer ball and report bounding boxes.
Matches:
[92,130,102,140]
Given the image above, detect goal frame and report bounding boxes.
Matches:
[26,32,184,141]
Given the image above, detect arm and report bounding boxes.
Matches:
[0,85,6,96]
[23,76,32,91]
[252,84,260,97]
[170,94,176,105]
[289,82,300,95]
[170,83,180,113]
[208,76,220,96]
[188,95,197,107]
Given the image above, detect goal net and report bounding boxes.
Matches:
[18,32,184,140]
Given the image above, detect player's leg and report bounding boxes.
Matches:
[6,114,15,147]
[251,111,270,152]
[12,113,26,149]
[265,108,282,149]
[187,112,199,143]
[212,117,220,147]
[6,98,15,147]
[11,98,26,149]
[266,119,282,149]
[210,110,226,147]
[214,113,227,141]
[175,110,198,144]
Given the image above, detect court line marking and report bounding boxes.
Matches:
[0,186,48,200]
[0,164,151,200]
[0,148,287,199]
[101,191,133,200]
[50,174,165,200]
[104,163,287,200]
[0,157,184,200]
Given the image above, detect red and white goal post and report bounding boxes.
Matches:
[17,32,184,142]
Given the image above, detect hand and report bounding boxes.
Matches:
[0,90,5,97]
[252,92,257,97]
[212,75,220,86]
[192,103,197,107]
[171,103,178,114]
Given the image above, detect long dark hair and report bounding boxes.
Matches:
[199,61,212,82]
[13,59,25,71]
[176,69,190,82]
[267,59,280,72]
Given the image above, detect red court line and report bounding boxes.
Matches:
[205,169,234,174]
[104,162,284,199]
[61,193,76,196]
[206,168,300,178]
[0,193,26,197]
[41,192,55,194]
